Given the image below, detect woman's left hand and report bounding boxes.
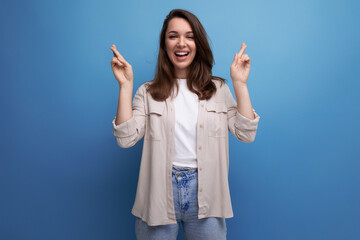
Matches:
[230,43,251,85]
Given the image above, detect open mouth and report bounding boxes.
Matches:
[174,51,190,61]
[175,52,189,57]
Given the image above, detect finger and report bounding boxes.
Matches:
[237,53,242,65]
[232,53,238,65]
[111,60,123,68]
[111,56,122,64]
[111,57,123,67]
[110,45,122,59]
[238,43,247,57]
[243,54,250,62]
[110,45,128,63]
[238,55,248,64]
[112,51,130,68]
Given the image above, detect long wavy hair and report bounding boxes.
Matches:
[147,9,225,101]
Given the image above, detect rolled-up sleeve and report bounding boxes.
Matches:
[112,84,146,148]
[224,83,260,143]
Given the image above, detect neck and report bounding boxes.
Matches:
[174,69,188,79]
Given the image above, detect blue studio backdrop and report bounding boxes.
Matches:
[1,0,359,239]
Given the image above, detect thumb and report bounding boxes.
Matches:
[232,53,238,65]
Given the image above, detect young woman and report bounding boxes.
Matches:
[110,9,260,240]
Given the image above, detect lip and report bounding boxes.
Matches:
[174,51,190,61]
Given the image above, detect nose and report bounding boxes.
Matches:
[177,36,186,47]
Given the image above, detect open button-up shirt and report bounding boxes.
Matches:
[112,80,260,226]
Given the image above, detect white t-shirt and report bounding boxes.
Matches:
[172,79,199,168]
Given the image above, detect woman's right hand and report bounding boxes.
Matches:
[110,44,133,87]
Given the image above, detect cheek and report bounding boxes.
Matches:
[165,43,174,57]
[191,43,196,54]
[165,49,171,58]
[165,41,170,53]
[164,46,171,58]
[165,50,175,65]
[191,46,197,57]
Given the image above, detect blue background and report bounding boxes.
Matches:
[1,0,359,239]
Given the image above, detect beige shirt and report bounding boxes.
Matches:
[112,80,260,226]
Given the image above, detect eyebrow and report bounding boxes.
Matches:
[167,31,193,34]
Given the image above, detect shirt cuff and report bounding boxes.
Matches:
[234,109,260,130]
[112,116,137,138]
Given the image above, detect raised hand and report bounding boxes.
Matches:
[230,43,251,85]
[110,44,134,87]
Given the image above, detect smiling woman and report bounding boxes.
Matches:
[147,9,225,102]
[165,17,197,78]
[110,8,260,240]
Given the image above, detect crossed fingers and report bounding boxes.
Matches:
[110,44,130,67]
[234,43,250,65]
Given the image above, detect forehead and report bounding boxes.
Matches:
[167,17,193,33]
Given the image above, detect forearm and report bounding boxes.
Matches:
[233,82,255,120]
[115,83,133,125]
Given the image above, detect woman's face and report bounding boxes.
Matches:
[165,17,196,79]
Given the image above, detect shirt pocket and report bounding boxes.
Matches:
[205,102,228,137]
[145,100,165,141]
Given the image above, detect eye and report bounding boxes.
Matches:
[169,35,177,39]
[187,36,194,39]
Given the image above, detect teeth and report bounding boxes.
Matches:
[175,52,189,56]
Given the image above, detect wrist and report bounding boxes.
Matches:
[232,81,248,88]
[119,81,133,90]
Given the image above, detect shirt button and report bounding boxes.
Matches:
[199,124,203,128]
[199,188,203,192]
[201,104,204,107]
[199,167,203,171]
[198,146,202,150]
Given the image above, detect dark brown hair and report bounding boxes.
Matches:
[147,9,225,101]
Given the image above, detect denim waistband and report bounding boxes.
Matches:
[172,165,198,180]
[172,165,197,171]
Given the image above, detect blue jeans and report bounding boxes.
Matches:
[135,166,227,240]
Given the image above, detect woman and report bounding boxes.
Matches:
[110,9,260,240]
